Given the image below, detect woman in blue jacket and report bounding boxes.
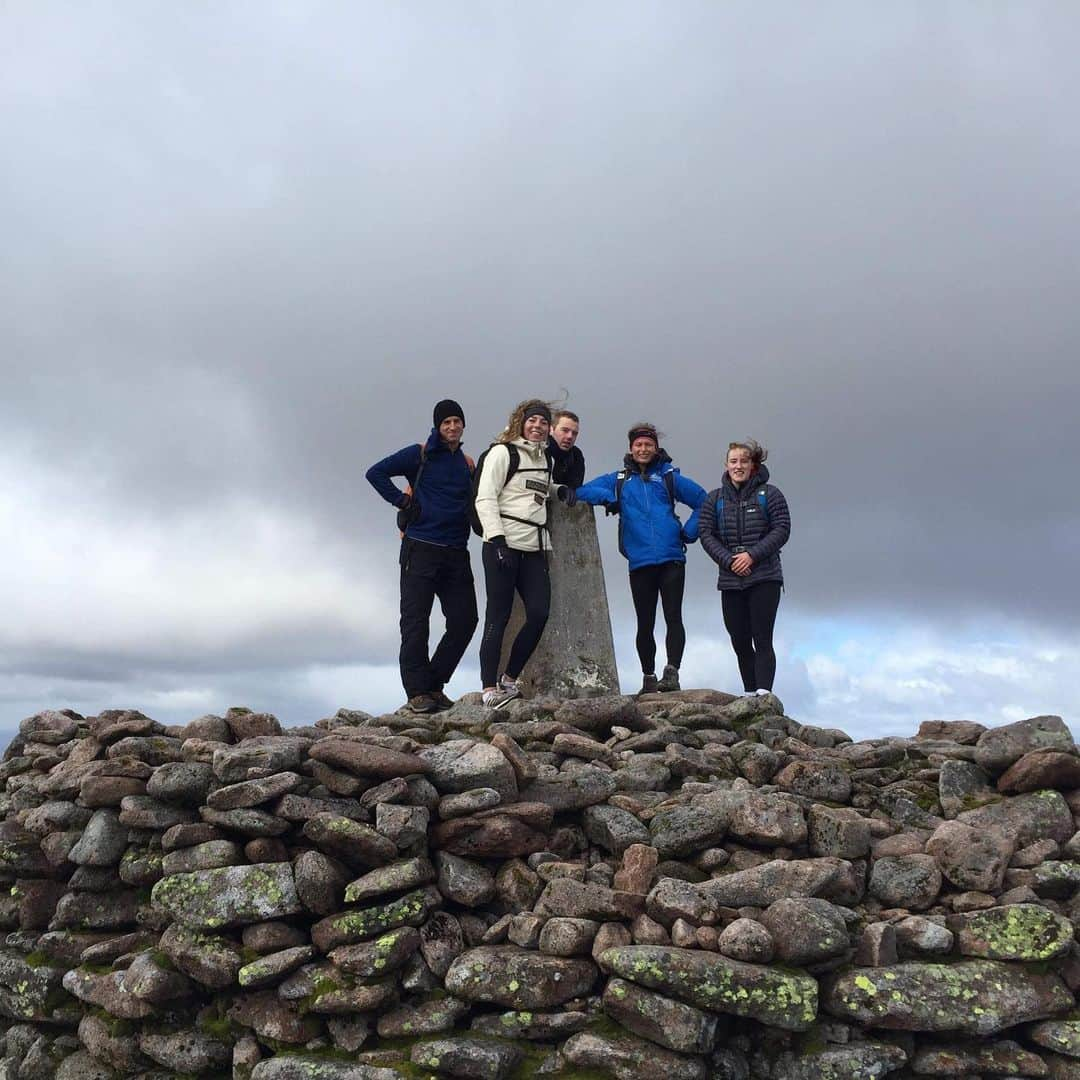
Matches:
[698,439,791,695]
[576,423,706,694]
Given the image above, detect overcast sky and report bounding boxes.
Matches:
[3,2,1078,741]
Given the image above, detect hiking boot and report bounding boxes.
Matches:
[639,673,659,695]
[500,674,522,695]
[431,690,455,711]
[405,693,438,714]
[482,686,521,710]
[656,665,681,692]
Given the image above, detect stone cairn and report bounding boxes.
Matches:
[0,697,1079,1080]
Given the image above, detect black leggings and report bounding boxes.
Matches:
[721,581,782,691]
[479,544,551,687]
[628,560,686,674]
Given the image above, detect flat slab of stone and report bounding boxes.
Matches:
[599,944,818,1031]
[698,857,855,907]
[561,1030,707,1080]
[823,960,1073,1034]
[151,863,302,929]
[411,1037,522,1080]
[444,945,597,1009]
[308,737,429,779]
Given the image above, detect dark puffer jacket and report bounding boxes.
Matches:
[698,463,790,590]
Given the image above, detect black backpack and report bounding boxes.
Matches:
[469,442,554,538]
[608,467,682,559]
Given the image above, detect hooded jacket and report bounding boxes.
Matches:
[474,437,558,552]
[698,463,790,590]
[576,450,706,572]
[365,428,473,549]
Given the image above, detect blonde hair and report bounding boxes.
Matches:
[496,399,557,444]
[727,439,767,467]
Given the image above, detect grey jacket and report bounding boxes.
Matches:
[699,464,790,590]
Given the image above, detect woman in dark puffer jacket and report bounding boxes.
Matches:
[699,439,791,695]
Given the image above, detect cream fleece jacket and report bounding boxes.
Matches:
[474,438,559,551]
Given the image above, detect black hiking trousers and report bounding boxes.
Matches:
[478,543,550,687]
[628,559,687,674]
[721,580,782,691]
[399,539,478,698]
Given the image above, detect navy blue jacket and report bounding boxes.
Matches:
[366,429,473,549]
[699,463,790,590]
[576,451,706,572]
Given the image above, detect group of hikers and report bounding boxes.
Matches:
[366,398,791,713]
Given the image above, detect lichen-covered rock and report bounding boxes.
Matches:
[1030,1019,1080,1058]
[311,885,442,951]
[599,944,818,1031]
[603,976,718,1054]
[307,737,430,779]
[418,740,518,802]
[807,805,871,859]
[699,857,858,908]
[431,804,553,857]
[157,922,244,988]
[344,856,436,904]
[974,714,1074,774]
[151,863,301,929]
[774,759,852,803]
[329,926,420,977]
[119,951,194,1003]
[561,1029,707,1080]
[250,1059,398,1080]
[519,767,618,811]
[584,804,651,854]
[66,809,128,867]
[410,1036,522,1080]
[769,1041,908,1079]
[824,960,1073,1033]
[138,1029,232,1072]
[444,945,597,1008]
[949,903,1074,960]
[925,819,1015,892]
[910,1037,1051,1076]
[759,897,851,966]
[868,853,941,911]
[433,851,495,907]
[958,788,1076,846]
[238,945,318,988]
[728,791,807,847]
[301,814,399,867]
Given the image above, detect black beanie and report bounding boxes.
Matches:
[433,399,465,427]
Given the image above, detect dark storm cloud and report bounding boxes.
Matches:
[2,3,1078,732]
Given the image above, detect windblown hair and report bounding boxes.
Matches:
[627,421,664,445]
[727,438,768,466]
[496,398,558,444]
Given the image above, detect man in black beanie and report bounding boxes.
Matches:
[366,399,478,713]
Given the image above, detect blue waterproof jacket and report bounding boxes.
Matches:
[365,429,473,549]
[576,451,707,571]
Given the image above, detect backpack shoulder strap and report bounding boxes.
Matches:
[614,469,629,505]
[463,453,475,472]
[406,442,427,498]
[504,443,520,484]
[757,486,769,522]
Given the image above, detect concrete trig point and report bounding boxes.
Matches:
[498,501,620,698]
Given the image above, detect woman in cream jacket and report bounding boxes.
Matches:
[475,399,573,708]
